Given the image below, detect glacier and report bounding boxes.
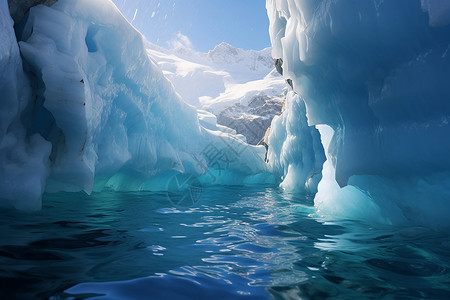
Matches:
[146,42,276,109]
[2,0,450,230]
[146,42,287,145]
[266,0,450,228]
[0,0,272,210]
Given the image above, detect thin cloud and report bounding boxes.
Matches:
[168,32,193,50]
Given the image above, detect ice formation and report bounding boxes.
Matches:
[0,0,51,210]
[267,91,324,193]
[0,0,270,209]
[266,0,450,228]
[3,0,450,230]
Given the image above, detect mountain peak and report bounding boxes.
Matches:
[207,43,240,63]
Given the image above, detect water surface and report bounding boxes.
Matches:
[0,186,449,299]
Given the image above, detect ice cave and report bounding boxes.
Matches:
[1,0,450,299]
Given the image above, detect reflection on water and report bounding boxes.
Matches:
[0,187,449,299]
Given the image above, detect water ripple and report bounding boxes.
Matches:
[0,187,448,299]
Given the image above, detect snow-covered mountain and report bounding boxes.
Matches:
[206,42,275,73]
[146,42,287,144]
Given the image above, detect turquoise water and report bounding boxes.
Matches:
[1,186,449,299]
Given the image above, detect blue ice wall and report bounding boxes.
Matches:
[266,0,450,228]
[0,0,51,210]
[0,0,270,209]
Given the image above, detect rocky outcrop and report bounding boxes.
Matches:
[257,126,271,162]
[216,93,284,145]
[274,58,283,75]
[8,0,57,24]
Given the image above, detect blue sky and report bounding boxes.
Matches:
[111,0,270,52]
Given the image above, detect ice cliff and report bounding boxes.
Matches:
[0,0,50,210]
[0,0,270,210]
[266,0,450,228]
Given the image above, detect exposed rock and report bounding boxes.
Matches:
[258,126,271,162]
[216,93,284,145]
[286,78,293,89]
[8,0,57,24]
[274,58,283,75]
[274,59,293,88]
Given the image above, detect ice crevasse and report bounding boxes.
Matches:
[0,0,271,210]
[266,0,450,228]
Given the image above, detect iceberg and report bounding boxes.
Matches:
[266,0,450,228]
[0,0,270,210]
[0,0,51,210]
